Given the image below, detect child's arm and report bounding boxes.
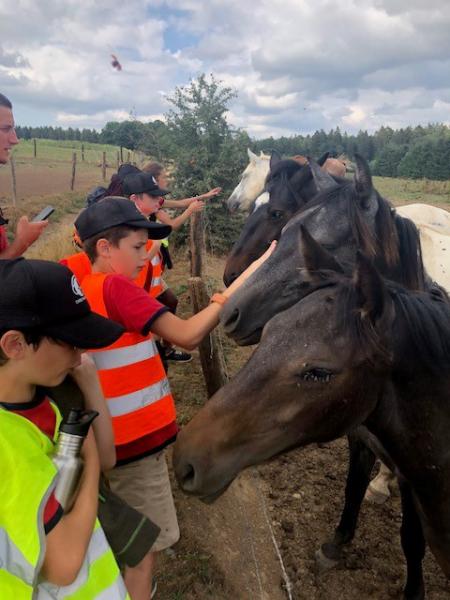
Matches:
[70,354,116,472]
[163,187,222,209]
[150,241,276,349]
[40,430,100,586]
[156,201,204,230]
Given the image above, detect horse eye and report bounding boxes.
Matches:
[299,368,334,383]
[269,210,284,220]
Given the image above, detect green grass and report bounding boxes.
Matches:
[373,176,450,207]
[11,139,140,165]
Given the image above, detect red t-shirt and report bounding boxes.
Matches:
[0,225,8,252]
[101,274,177,465]
[0,392,63,533]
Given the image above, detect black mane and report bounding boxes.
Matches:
[337,279,450,375]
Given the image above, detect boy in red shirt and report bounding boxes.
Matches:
[75,197,274,599]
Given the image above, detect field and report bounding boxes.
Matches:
[1,149,450,599]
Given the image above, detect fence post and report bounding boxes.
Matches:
[70,152,77,191]
[10,156,17,207]
[81,144,85,161]
[188,277,226,397]
[33,138,37,158]
[102,152,106,181]
[189,212,204,277]
[127,151,131,163]
[116,150,120,171]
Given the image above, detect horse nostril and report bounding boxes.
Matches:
[179,462,196,491]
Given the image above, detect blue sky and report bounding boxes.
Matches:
[1,0,450,138]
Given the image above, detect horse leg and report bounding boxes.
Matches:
[316,433,376,570]
[399,481,426,600]
[365,461,395,504]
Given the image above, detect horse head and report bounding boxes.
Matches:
[174,246,393,501]
[225,149,271,212]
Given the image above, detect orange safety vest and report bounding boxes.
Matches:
[62,252,92,284]
[81,272,176,447]
[149,252,164,298]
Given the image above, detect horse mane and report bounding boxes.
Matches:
[298,182,426,292]
[336,279,450,375]
[265,159,303,190]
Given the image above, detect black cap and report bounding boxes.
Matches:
[117,163,140,182]
[122,172,169,197]
[75,196,172,242]
[0,259,124,349]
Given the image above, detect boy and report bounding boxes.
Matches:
[75,197,273,600]
[0,258,128,598]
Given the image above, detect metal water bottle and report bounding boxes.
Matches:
[53,408,99,511]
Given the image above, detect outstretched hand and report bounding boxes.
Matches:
[201,187,222,200]
[15,215,48,250]
[188,199,205,214]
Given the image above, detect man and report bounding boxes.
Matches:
[0,93,47,257]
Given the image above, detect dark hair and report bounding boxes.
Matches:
[0,328,55,366]
[0,93,12,109]
[142,162,164,179]
[83,225,142,262]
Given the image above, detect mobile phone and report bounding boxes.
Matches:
[32,205,55,222]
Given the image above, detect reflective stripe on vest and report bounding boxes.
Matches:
[81,272,176,447]
[150,254,163,298]
[37,523,128,599]
[0,526,35,586]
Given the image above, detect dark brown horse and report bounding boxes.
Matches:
[223,151,332,286]
[174,247,450,599]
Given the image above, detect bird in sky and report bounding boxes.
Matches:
[111,54,122,71]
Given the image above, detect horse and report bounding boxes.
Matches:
[221,155,427,346]
[224,152,449,291]
[225,149,271,212]
[173,247,450,599]
[223,151,333,285]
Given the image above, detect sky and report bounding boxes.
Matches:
[1,0,450,138]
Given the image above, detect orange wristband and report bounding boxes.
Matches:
[210,292,228,306]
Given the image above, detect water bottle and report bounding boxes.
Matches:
[53,408,99,511]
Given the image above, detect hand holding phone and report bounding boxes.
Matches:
[32,205,55,222]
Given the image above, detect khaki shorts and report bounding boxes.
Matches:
[107,451,180,552]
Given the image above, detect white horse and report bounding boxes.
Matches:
[225,149,271,212]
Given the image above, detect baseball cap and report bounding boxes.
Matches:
[122,172,169,197]
[75,196,172,242]
[0,259,124,349]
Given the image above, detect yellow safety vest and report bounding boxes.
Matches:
[0,406,128,599]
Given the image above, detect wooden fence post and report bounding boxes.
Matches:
[189,212,204,277]
[117,151,120,171]
[188,277,226,397]
[70,152,77,191]
[120,146,123,163]
[81,144,85,161]
[33,138,37,158]
[102,152,106,181]
[10,156,17,207]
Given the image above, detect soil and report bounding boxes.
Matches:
[156,254,450,600]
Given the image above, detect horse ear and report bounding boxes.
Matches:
[353,252,389,324]
[317,151,330,166]
[300,225,344,276]
[308,158,336,193]
[353,154,374,208]
[247,148,258,162]
[270,150,282,170]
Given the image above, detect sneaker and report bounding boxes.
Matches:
[164,348,192,363]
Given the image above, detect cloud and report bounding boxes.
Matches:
[1,0,450,137]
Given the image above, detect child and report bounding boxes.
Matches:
[0,258,129,598]
[74,197,274,600]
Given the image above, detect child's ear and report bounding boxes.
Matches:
[0,331,28,360]
[96,238,111,258]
